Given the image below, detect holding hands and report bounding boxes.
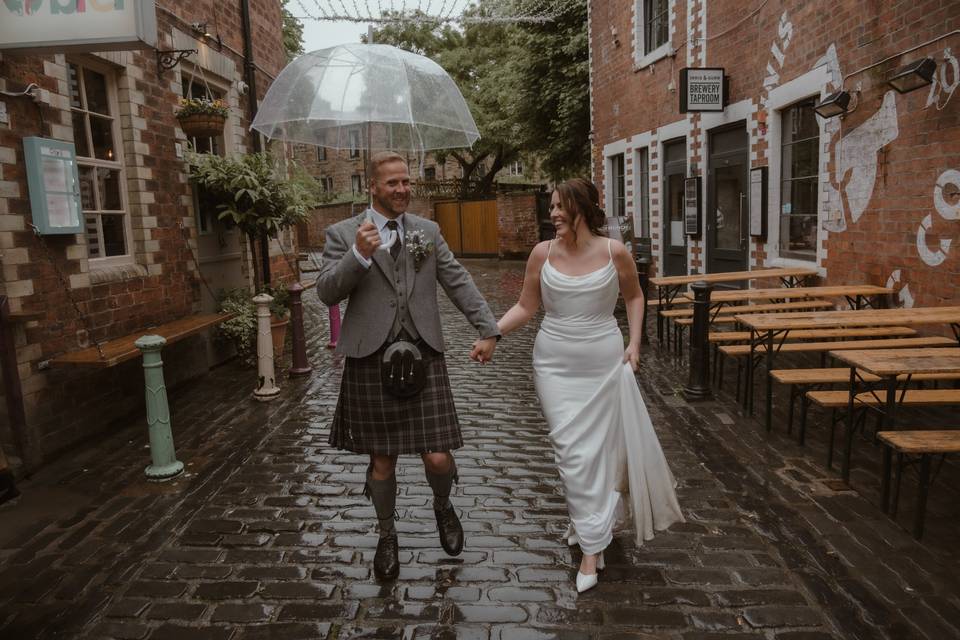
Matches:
[470,336,497,364]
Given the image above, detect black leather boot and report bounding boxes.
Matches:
[427,460,463,556]
[366,470,399,580]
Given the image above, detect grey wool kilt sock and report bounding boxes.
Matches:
[365,471,397,539]
[426,459,458,510]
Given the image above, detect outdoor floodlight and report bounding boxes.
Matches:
[813,90,851,119]
[887,57,937,93]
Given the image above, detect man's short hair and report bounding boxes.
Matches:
[368,151,407,183]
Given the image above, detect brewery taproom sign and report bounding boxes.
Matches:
[0,1,157,53]
[680,68,727,112]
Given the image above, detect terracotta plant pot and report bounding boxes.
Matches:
[177,112,227,138]
[270,315,289,359]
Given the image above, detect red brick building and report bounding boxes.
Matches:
[0,1,293,470]
[590,1,959,307]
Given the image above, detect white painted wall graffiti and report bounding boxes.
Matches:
[759,12,794,112]
[925,48,959,110]
[885,270,915,309]
[917,169,960,267]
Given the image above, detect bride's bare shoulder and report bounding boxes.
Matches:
[529,241,551,262]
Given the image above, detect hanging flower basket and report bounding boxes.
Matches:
[176,98,229,138]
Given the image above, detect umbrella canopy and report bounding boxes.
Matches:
[251,43,480,152]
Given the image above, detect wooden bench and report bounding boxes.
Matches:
[877,430,960,539]
[668,300,836,354]
[49,313,234,368]
[772,367,960,443]
[717,336,956,401]
[709,326,917,344]
[804,388,960,473]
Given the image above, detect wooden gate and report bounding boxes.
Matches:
[434,199,498,257]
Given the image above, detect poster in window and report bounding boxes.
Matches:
[749,166,767,237]
[684,176,701,236]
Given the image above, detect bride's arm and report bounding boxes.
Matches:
[612,241,644,370]
[497,241,549,336]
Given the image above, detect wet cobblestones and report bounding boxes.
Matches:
[0,259,957,639]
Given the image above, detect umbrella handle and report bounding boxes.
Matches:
[364,210,400,252]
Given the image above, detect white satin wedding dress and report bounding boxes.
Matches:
[533,240,683,555]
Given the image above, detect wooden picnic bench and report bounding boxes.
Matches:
[650,267,818,344]
[822,347,960,483]
[877,430,960,540]
[734,306,960,432]
[49,313,234,368]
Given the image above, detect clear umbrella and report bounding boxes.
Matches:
[252,43,480,252]
[251,43,480,153]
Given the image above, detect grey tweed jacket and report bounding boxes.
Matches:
[316,212,499,358]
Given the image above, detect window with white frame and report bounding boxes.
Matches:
[423,166,437,181]
[319,176,333,192]
[637,147,650,237]
[610,154,625,218]
[508,160,523,176]
[779,98,820,260]
[351,174,363,194]
[349,129,361,158]
[317,146,327,162]
[69,60,130,262]
[635,0,671,65]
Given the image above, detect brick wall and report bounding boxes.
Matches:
[497,192,539,259]
[590,0,960,307]
[0,0,288,467]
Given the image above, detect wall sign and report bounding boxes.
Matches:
[23,137,83,235]
[0,1,157,53]
[680,68,727,112]
[684,176,702,236]
[749,166,768,237]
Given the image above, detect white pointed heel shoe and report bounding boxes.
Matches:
[575,552,604,593]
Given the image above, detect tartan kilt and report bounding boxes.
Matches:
[329,345,463,455]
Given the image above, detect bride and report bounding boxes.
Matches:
[495,178,683,593]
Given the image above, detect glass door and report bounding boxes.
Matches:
[662,139,687,276]
[707,125,749,277]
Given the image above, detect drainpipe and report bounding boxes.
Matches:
[240,0,272,285]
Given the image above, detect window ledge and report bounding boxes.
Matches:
[89,262,148,286]
[766,255,826,277]
[634,43,674,71]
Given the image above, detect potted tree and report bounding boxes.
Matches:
[176,98,230,138]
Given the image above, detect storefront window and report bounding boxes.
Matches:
[69,60,128,261]
[779,98,820,260]
[611,153,625,218]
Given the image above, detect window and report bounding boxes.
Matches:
[349,130,361,158]
[181,76,226,156]
[317,146,327,162]
[637,148,650,237]
[779,98,820,260]
[351,174,363,195]
[643,0,669,55]
[69,60,129,261]
[423,166,437,181]
[610,154,625,218]
[319,176,334,192]
[508,160,523,176]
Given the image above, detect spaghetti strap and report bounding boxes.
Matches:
[607,239,613,259]
[547,239,555,258]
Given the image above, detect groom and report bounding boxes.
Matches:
[317,151,499,580]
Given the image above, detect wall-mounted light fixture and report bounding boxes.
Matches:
[887,57,937,93]
[191,22,211,38]
[813,90,852,119]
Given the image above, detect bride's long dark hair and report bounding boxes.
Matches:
[554,178,606,243]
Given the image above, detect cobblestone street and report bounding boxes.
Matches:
[0,259,958,640]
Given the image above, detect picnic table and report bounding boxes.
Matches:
[650,267,818,343]
[681,284,892,322]
[735,306,960,432]
[830,347,960,486]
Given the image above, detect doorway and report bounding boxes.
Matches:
[706,124,749,277]
[662,138,687,276]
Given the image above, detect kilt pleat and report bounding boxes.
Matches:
[329,346,462,455]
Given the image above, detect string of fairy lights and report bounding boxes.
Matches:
[292,0,582,25]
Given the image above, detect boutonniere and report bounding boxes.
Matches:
[405,229,434,272]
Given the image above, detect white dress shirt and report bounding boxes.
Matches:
[352,208,405,268]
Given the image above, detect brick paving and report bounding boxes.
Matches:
[0,259,958,639]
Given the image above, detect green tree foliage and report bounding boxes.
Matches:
[282,0,305,62]
[369,1,589,187]
[509,0,590,180]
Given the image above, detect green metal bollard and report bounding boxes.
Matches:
[135,335,184,481]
